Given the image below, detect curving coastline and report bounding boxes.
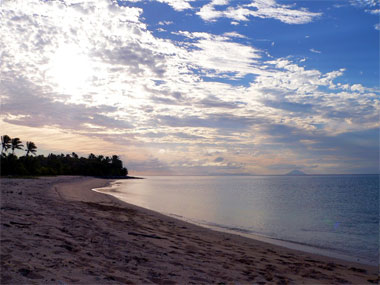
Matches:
[1,176,378,284]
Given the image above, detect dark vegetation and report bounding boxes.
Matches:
[1,135,128,177]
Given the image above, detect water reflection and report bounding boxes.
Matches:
[96,175,378,264]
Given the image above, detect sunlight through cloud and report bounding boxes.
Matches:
[48,44,93,97]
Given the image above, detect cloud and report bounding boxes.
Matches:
[102,43,167,77]
[156,0,193,11]
[156,113,259,130]
[126,157,173,175]
[0,77,131,131]
[223,31,247,38]
[197,0,321,24]
[368,8,380,14]
[199,96,245,109]
[0,0,378,174]
[175,31,262,78]
[214,156,224,162]
[267,163,318,171]
[310,48,321,54]
[172,132,206,140]
[350,0,380,13]
[158,20,174,25]
[263,99,313,113]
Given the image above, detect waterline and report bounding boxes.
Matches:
[94,175,379,265]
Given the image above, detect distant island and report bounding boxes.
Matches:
[285,170,307,176]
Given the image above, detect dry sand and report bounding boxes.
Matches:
[1,176,378,284]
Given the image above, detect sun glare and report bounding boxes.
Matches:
[48,44,92,95]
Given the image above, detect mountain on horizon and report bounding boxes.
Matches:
[285,170,307,176]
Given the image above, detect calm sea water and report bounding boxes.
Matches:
[96,175,379,265]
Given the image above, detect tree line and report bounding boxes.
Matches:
[1,135,128,177]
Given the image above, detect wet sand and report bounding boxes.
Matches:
[1,176,378,284]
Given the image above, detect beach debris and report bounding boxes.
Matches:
[9,221,32,227]
[349,267,367,273]
[18,268,43,279]
[128,232,166,240]
[84,202,136,215]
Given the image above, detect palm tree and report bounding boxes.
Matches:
[25,141,37,156]
[1,135,11,154]
[11,138,23,155]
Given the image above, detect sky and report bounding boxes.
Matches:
[0,0,379,175]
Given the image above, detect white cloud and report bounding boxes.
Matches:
[176,32,262,78]
[158,20,173,25]
[197,0,321,24]
[223,31,247,38]
[122,0,193,11]
[351,84,366,93]
[310,48,322,54]
[350,0,380,15]
[375,23,380,30]
[367,8,380,14]
[196,0,227,21]
[157,0,192,11]
[247,59,379,136]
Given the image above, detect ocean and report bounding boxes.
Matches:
[95,175,379,265]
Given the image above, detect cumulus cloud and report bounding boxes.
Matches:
[350,0,377,6]
[158,20,174,25]
[174,31,261,78]
[223,31,247,38]
[197,0,321,24]
[156,0,193,11]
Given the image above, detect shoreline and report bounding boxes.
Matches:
[177,218,375,266]
[1,176,378,284]
[95,178,377,267]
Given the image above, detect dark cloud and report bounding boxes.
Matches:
[267,164,318,170]
[136,131,205,141]
[150,96,179,105]
[145,85,186,106]
[157,113,259,130]
[172,132,205,140]
[263,124,303,142]
[141,132,167,138]
[199,96,245,109]
[309,128,379,161]
[214,156,224,162]
[262,123,379,173]
[83,132,136,145]
[125,157,172,174]
[321,104,377,121]
[102,43,166,77]
[263,99,313,113]
[1,78,132,131]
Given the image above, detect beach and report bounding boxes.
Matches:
[1,176,378,284]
